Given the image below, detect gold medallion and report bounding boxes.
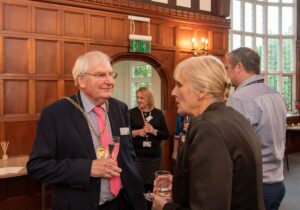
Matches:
[97,146,107,159]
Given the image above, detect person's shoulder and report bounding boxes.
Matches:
[152,107,163,113]
[45,96,74,110]
[109,97,127,108]
[129,106,139,113]
[41,96,76,117]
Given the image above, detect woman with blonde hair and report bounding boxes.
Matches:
[130,87,169,210]
[152,56,264,210]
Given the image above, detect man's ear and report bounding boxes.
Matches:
[77,76,86,88]
[234,62,244,73]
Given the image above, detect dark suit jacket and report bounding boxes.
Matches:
[27,93,146,210]
[164,103,265,210]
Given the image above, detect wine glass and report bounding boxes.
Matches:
[108,136,120,159]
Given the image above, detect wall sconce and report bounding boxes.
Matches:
[192,37,209,56]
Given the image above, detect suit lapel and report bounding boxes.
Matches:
[69,94,96,159]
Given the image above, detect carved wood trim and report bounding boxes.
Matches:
[31,0,230,28]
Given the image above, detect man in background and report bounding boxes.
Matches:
[226,47,287,210]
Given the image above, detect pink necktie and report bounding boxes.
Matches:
[93,107,121,196]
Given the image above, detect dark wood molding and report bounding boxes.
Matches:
[31,0,230,27]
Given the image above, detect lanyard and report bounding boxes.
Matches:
[140,108,152,123]
[244,79,264,87]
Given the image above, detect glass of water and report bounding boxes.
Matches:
[154,170,172,199]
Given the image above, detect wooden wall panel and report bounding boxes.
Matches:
[35,81,58,113]
[4,37,29,74]
[110,17,126,41]
[63,11,86,37]
[177,27,194,50]
[4,121,36,155]
[63,42,85,74]
[64,80,77,96]
[3,4,29,32]
[0,0,231,208]
[0,0,230,162]
[211,30,227,54]
[90,15,106,41]
[150,23,160,45]
[4,80,28,115]
[90,44,127,57]
[35,40,59,74]
[164,25,175,47]
[35,8,59,34]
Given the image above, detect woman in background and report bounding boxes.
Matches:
[130,87,169,210]
[151,56,264,210]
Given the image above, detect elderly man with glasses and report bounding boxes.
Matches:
[27,51,147,210]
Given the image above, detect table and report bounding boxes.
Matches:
[286,126,300,131]
[0,155,28,178]
[0,155,47,210]
[285,126,300,170]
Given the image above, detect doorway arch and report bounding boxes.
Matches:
[111,52,170,110]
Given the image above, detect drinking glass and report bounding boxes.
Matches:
[154,170,172,199]
[109,136,120,159]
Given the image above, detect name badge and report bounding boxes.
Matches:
[120,127,130,135]
[143,141,152,147]
[146,116,153,121]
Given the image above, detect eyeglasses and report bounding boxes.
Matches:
[83,71,118,80]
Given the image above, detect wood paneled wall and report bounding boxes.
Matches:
[0,1,229,208]
[0,0,230,159]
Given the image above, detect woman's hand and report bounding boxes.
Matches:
[144,123,158,136]
[150,193,170,210]
[132,129,147,137]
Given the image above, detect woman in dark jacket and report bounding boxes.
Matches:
[151,56,265,210]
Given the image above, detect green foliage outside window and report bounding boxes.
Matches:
[268,39,278,72]
[282,76,292,110]
[132,65,152,78]
[268,75,278,91]
[282,39,293,72]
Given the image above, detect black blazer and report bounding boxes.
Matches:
[164,103,265,210]
[27,93,146,210]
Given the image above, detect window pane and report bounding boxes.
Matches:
[282,39,293,72]
[268,0,279,2]
[268,75,278,91]
[245,2,253,32]
[282,0,293,3]
[282,76,292,111]
[132,65,152,78]
[233,0,241,31]
[131,82,151,107]
[282,7,293,35]
[256,37,264,72]
[177,0,191,8]
[232,34,241,49]
[268,6,278,34]
[256,5,263,34]
[245,36,252,48]
[268,39,278,72]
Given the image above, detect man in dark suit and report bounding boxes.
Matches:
[27,51,147,210]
